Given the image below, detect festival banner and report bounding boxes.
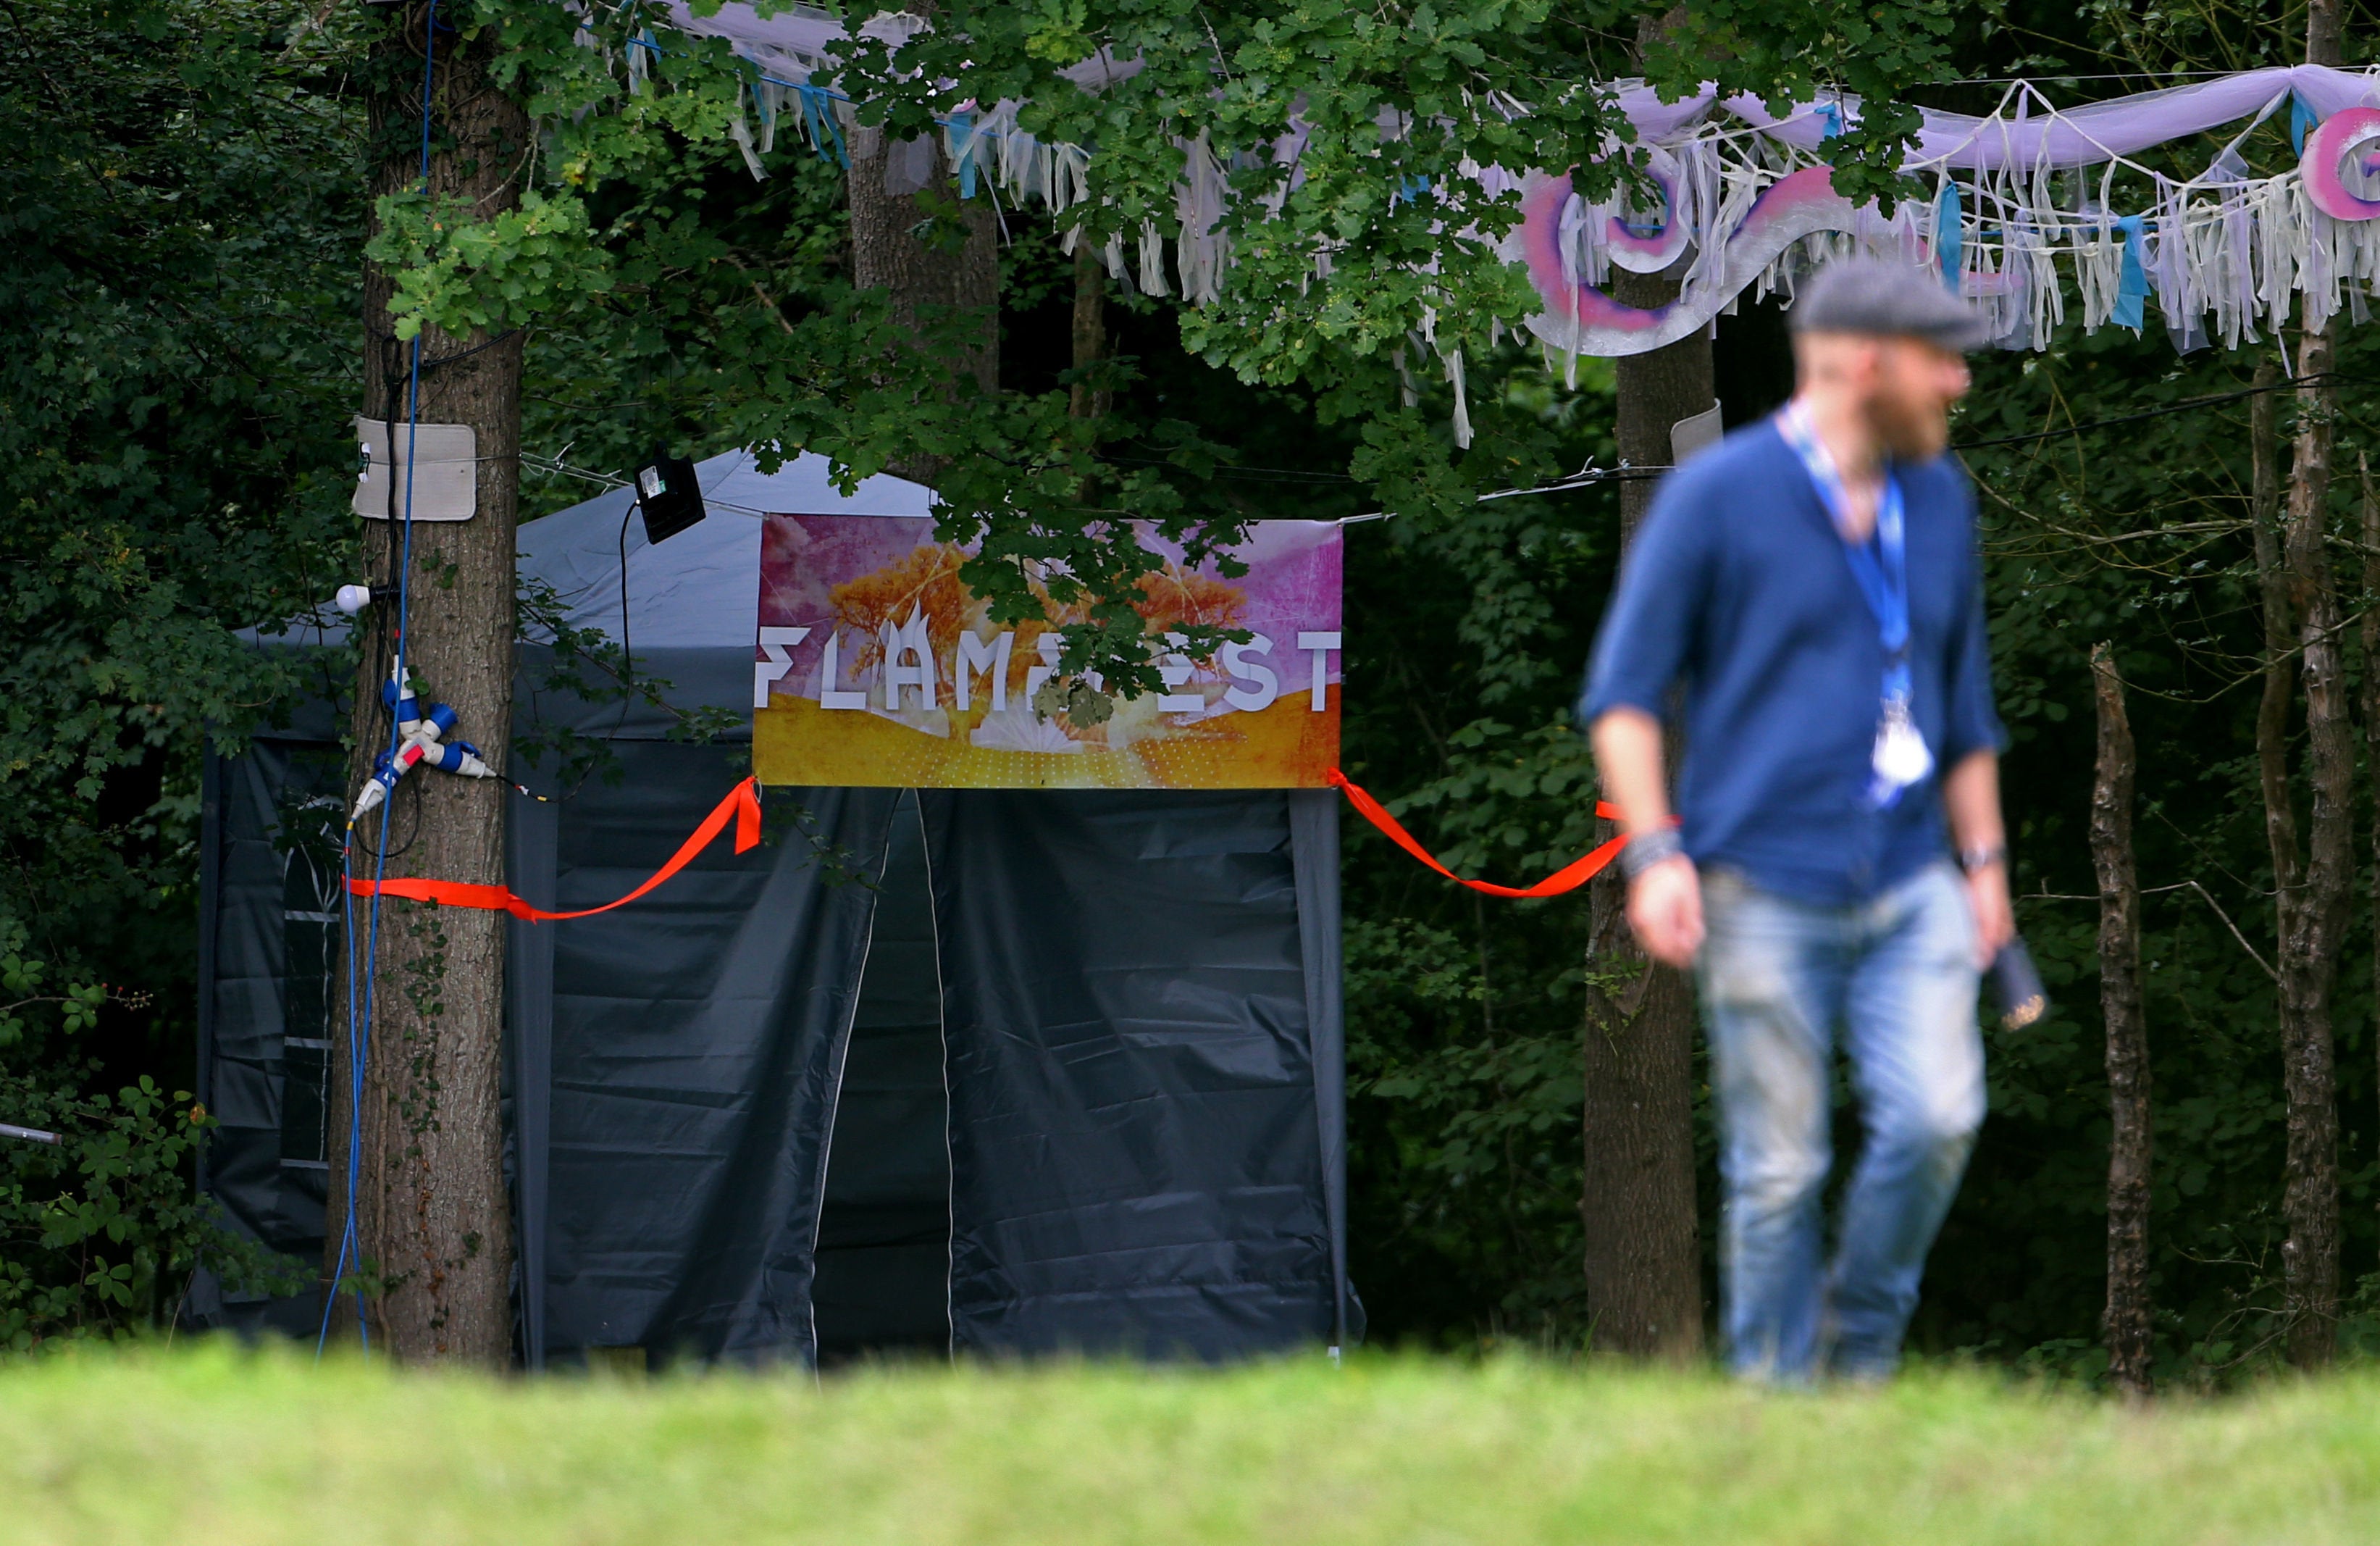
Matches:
[752,517,1343,789]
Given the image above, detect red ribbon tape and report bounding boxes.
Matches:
[1328,768,1627,899]
[351,771,1621,916]
[347,776,763,922]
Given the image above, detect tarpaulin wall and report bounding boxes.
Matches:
[811,790,952,1363]
[196,733,1352,1363]
[190,740,340,1336]
[521,744,900,1366]
[928,788,1342,1357]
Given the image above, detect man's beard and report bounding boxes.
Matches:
[1870,397,1949,460]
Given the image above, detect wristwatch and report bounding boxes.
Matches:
[1957,843,2008,874]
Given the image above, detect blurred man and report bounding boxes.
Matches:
[1580,259,2011,1384]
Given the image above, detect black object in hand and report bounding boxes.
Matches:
[1989,937,2048,1030]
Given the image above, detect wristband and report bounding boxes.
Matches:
[1957,843,2007,874]
[1620,827,1685,880]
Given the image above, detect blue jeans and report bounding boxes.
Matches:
[1695,861,1985,1383]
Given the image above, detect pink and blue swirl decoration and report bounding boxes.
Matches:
[2303,106,2380,221]
[1601,147,1695,274]
[1508,164,1920,358]
[1513,105,2380,359]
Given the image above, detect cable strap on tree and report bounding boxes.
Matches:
[1328,769,1627,899]
[346,777,761,921]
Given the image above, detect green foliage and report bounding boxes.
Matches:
[1,1074,303,1348]
[1921,309,2380,1381]
[389,0,1975,708]
[1334,356,1624,1343]
[0,0,360,793]
[369,189,612,341]
[828,0,1964,376]
[1,954,108,1049]
[0,0,363,1346]
[1646,0,1961,206]
[4,902,309,1342]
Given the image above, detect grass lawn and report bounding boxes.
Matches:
[5,1344,2378,1544]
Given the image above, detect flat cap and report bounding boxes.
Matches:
[1789,256,1993,351]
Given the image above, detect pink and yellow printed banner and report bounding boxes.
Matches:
[753,517,1343,789]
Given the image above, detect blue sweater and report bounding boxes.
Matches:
[1579,417,2006,905]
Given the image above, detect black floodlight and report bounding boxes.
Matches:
[633,453,708,544]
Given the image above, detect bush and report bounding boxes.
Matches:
[3,927,301,1350]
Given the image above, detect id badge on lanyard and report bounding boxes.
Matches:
[1777,404,1934,809]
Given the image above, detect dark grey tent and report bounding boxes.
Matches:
[192,451,1355,1367]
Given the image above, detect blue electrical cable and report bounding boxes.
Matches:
[321,0,440,1360]
[321,845,362,1359]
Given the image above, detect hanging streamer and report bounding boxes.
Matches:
[1328,769,1630,899]
[948,109,978,198]
[729,82,766,181]
[347,778,763,921]
[795,82,847,167]
[1936,180,1964,291]
[606,15,2380,364]
[2111,214,2151,328]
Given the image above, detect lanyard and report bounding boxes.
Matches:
[1777,403,1930,807]
[1777,403,1911,706]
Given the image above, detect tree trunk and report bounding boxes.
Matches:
[1069,238,1110,422]
[2090,643,2151,1398]
[2281,319,2347,1369]
[1580,261,1713,1360]
[2253,361,2298,924]
[325,8,525,1366]
[2361,458,2380,1254]
[844,85,999,488]
[2264,0,2351,1375]
[2308,0,2343,70]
